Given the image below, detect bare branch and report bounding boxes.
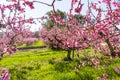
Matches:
[33,1,51,6]
[51,0,56,13]
[33,0,56,13]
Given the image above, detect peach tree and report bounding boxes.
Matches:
[39,0,120,60]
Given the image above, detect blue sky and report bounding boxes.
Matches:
[0,0,119,31]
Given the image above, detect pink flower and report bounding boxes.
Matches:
[0,68,10,80]
[75,4,83,13]
[102,0,111,4]
[72,0,78,4]
[74,66,79,72]
[23,1,34,9]
[91,58,100,66]
[91,3,97,9]
[12,0,16,2]
[82,61,86,67]
[3,48,8,53]
[114,67,120,73]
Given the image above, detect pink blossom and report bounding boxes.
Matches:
[0,68,10,80]
[12,0,16,2]
[72,0,78,4]
[114,67,120,73]
[23,1,34,9]
[3,48,8,53]
[75,4,83,13]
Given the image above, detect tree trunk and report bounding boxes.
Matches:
[0,53,4,60]
[105,39,116,57]
[67,50,72,60]
[72,50,75,59]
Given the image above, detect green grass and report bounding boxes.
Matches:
[0,49,120,80]
[18,40,44,48]
[30,40,44,47]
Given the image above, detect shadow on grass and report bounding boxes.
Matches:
[9,68,27,80]
[49,58,80,73]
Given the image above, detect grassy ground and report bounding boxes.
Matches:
[18,40,44,48]
[0,49,120,80]
[30,40,44,47]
